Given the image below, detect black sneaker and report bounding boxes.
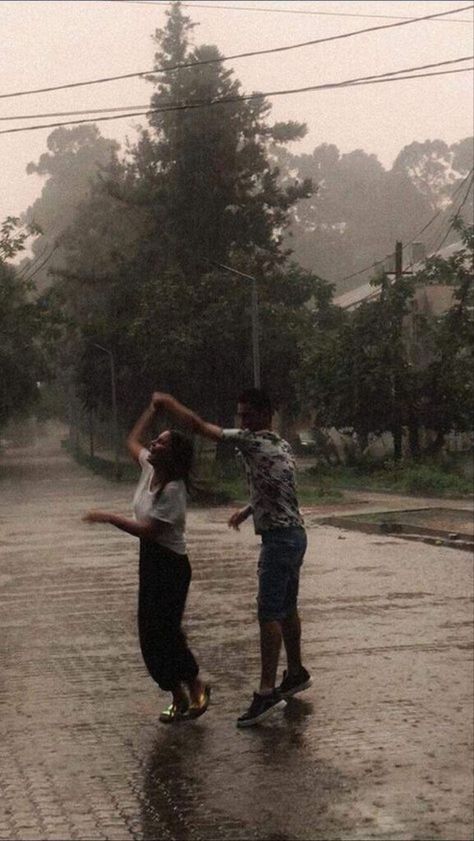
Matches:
[277,667,312,698]
[237,690,287,728]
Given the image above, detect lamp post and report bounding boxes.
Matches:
[205,259,261,388]
[93,343,120,480]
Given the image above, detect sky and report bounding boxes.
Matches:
[1,0,473,225]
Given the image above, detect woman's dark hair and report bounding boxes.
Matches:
[165,429,194,491]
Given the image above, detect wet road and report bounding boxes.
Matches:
[0,436,473,841]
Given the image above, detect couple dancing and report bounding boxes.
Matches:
[84,389,311,728]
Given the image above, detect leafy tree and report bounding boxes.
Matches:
[298,270,416,459]
[54,1,318,428]
[410,219,474,452]
[142,3,310,271]
[392,137,473,211]
[298,221,473,460]
[275,143,431,293]
[0,219,62,429]
[20,125,119,291]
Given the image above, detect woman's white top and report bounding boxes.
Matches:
[132,448,187,555]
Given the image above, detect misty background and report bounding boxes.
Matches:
[1,0,473,473]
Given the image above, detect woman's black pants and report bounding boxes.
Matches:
[138,540,199,692]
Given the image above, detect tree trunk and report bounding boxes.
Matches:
[408,416,420,459]
[393,426,403,462]
[426,429,446,456]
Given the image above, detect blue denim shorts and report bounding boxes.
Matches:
[257,527,307,622]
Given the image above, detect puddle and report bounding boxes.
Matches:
[321,507,473,547]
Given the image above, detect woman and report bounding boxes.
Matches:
[83,395,210,723]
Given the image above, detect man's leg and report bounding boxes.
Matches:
[237,617,286,726]
[278,607,312,697]
[281,609,302,675]
[259,618,283,693]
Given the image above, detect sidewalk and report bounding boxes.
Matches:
[0,439,473,840]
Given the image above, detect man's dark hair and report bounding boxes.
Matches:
[238,388,272,416]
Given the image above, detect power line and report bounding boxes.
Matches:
[429,171,474,255]
[20,244,59,284]
[1,66,471,137]
[3,56,470,124]
[17,239,55,279]
[1,3,471,100]
[417,169,474,257]
[337,168,474,285]
[120,0,473,23]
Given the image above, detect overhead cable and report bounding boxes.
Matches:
[17,239,55,279]
[3,56,470,123]
[0,3,472,100]
[1,66,472,137]
[165,1,474,23]
[337,168,474,284]
[20,244,59,283]
[429,172,474,255]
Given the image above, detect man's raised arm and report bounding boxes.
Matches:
[152,392,223,441]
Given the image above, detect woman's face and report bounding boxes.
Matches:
[148,430,172,468]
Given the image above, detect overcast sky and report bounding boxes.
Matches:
[1,0,473,224]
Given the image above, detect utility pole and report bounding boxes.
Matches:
[94,344,120,481]
[393,241,403,462]
[395,240,403,280]
[250,275,261,388]
[204,258,261,388]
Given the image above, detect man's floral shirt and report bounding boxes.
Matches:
[221,429,304,534]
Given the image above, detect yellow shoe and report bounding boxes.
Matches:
[187,685,211,720]
[159,700,189,724]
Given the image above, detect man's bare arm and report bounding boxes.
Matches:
[152,392,223,441]
[228,505,252,531]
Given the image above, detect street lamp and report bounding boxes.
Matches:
[93,343,120,481]
[204,259,261,387]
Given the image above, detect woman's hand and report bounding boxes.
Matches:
[83,510,110,524]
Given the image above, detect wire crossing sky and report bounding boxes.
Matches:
[1,2,471,100]
[1,0,473,223]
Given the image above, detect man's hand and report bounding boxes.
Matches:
[227,506,251,531]
[151,392,170,412]
[83,510,110,524]
[150,392,223,441]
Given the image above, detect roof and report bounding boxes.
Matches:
[334,240,464,310]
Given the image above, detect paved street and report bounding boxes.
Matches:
[0,432,473,841]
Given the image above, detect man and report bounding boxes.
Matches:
[151,388,311,727]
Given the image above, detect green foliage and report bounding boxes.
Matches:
[307,461,472,497]
[61,439,139,483]
[297,221,473,458]
[411,219,474,443]
[0,216,41,261]
[275,137,473,292]
[50,1,320,427]
[0,219,63,428]
[20,125,120,291]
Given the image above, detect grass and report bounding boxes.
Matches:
[62,440,140,483]
[63,439,472,502]
[208,459,344,505]
[306,459,473,498]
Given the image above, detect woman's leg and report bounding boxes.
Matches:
[138,542,199,692]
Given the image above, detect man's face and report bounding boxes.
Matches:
[237,402,268,431]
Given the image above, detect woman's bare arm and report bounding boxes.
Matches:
[83,510,167,542]
[126,400,156,462]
